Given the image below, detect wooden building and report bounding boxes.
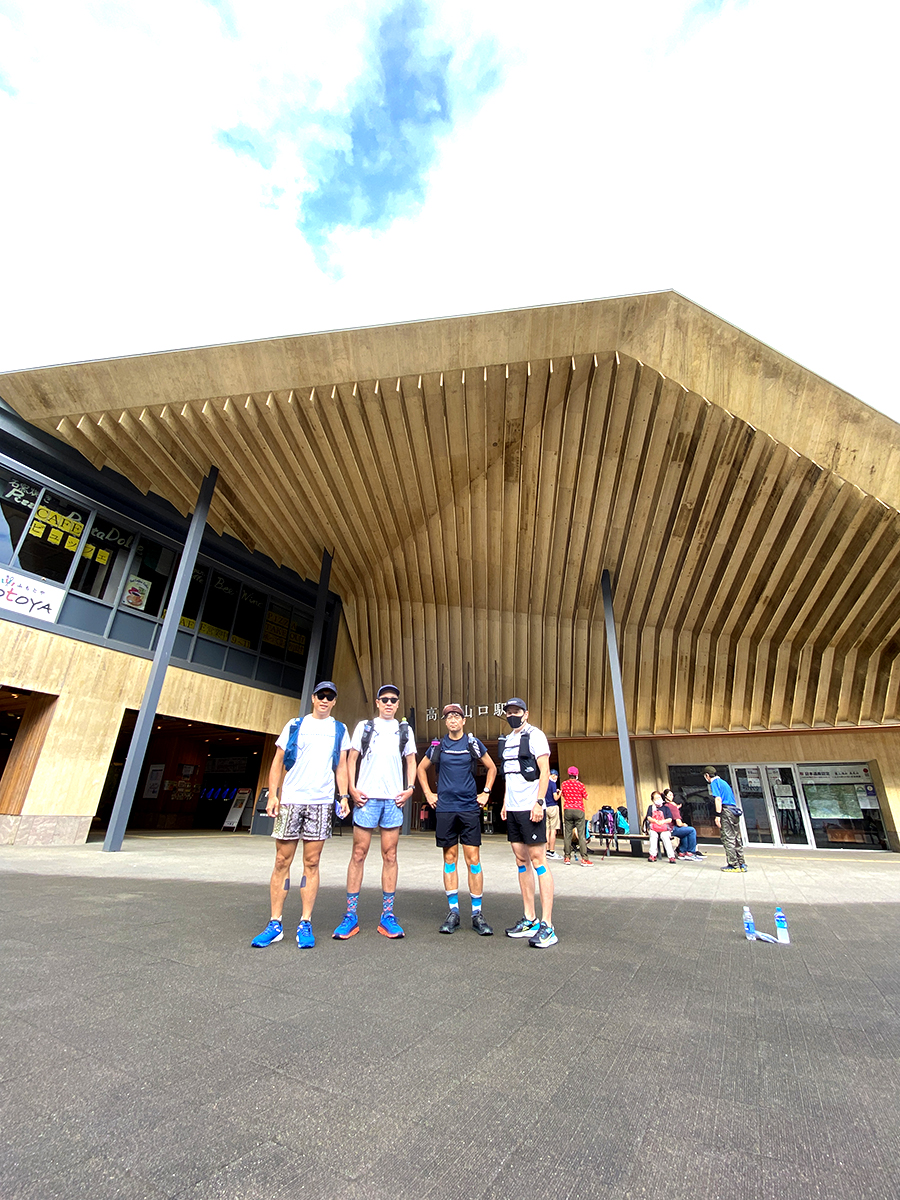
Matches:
[1,291,898,850]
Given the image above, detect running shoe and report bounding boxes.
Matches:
[332,913,359,939]
[528,921,559,949]
[378,912,405,938]
[471,912,493,936]
[505,916,540,939]
[439,910,461,934]
[648,856,657,862]
[720,865,741,872]
[546,851,562,860]
[738,864,748,872]
[580,857,593,866]
[668,857,677,864]
[563,857,571,865]
[251,919,283,948]
[296,920,315,949]
[694,850,706,858]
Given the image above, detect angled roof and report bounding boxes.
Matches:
[2,291,899,738]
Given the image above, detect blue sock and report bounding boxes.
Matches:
[446,890,459,911]
[346,891,360,915]
[471,893,483,913]
[382,891,395,916]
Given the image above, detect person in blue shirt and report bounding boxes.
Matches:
[704,767,747,872]
[416,703,497,935]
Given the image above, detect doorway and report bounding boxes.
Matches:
[732,764,813,847]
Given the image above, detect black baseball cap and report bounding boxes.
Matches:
[313,680,337,695]
[377,683,400,698]
[503,697,527,710]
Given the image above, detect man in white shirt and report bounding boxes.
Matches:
[499,697,558,948]
[333,683,417,939]
[250,681,350,951]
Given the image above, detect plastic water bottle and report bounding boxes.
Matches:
[742,905,756,940]
[775,906,790,944]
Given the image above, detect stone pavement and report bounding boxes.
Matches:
[1,832,899,1199]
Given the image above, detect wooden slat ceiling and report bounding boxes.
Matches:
[3,294,899,741]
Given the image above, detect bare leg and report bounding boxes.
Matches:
[346,825,372,894]
[462,843,483,900]
[442,843,459,894]
[528,844,554,926]
[269,840,299,920]
[510,841,536,920]
[380,826,400,893]
[300,839,325,920]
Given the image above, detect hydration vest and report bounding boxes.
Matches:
[283,717,346,772]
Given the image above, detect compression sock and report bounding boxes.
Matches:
[470,861,483,912]
[382,890,395,916]
[346,891,360,915]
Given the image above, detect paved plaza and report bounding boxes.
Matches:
[2,832,899,1199]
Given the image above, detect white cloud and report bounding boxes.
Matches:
[0,0,896,423]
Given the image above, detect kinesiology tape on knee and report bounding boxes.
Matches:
[443,862,456,874]
[469,863,482,875]
[535,864,547,876]
[517,864,526,875]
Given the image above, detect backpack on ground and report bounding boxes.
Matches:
[284,717,346,773]
[497,731,540,782]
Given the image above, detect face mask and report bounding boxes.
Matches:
[506,714,524,729]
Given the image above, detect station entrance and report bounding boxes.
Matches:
[94,712,268,835]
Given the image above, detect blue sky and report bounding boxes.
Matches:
[0,0,896,423]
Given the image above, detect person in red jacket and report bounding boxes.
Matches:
[559,767,592,865]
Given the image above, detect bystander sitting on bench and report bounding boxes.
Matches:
[661,787,704,860]
[644,791,677,862]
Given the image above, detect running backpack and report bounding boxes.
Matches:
[429,734,482,780]
[497,731,540,782]
[359,718,414,786]
[283,717,346,772]
[615,806,630,834]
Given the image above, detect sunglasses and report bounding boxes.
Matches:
[314,691,336,701]
[378,696,400,704]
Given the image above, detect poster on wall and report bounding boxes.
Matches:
[123,575,152,610]
[143,764,165,799]
[803,784,863,821]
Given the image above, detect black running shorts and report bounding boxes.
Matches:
[435,810,482,848]
[505,808,547,846]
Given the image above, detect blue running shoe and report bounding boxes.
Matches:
[332,913,359,939]
[251,919,283,948]
[378,912,405,938]
[296,920,315,949]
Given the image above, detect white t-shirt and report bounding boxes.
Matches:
[351,717,417,798]
[275,715,350,805]
[502,723,551,811]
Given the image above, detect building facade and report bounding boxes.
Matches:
[1,292,898,849]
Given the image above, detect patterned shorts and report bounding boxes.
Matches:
[272,802,332,842]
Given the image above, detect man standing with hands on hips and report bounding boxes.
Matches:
[333,684,417,939]
[416,703,497,936]
[500,697,557,948]
[250,681,350,950]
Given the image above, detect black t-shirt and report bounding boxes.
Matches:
[427,734,487,812]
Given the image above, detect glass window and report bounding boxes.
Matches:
[261,600,290,659]
[286,608,312,667]
[70,517,136,603]
[198,570,239,641]
[15,489,89,583]
[798,763,888,850]
[0,472,41,565]
[666,764,730,841]
[230,585,266,650]
[177,564,209,631]
[120,538,176,617]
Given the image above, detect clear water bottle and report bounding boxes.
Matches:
[775,906,790,944]
[742,905,756,940]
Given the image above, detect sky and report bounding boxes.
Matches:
[0,0,896,421]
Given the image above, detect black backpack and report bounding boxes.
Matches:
[359,718,414,786]
[497,730,540,782]
[429,734,482,781]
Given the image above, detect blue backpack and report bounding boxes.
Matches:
[283,717,346,772]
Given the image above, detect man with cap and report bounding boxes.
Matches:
[416,703,498,936]
[333,683,417,939]
[250,681,350,950]
[560,766,592,865]
[499,698,558,948]
[544,767,562,859]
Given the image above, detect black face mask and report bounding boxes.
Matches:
[506,714,524,729]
